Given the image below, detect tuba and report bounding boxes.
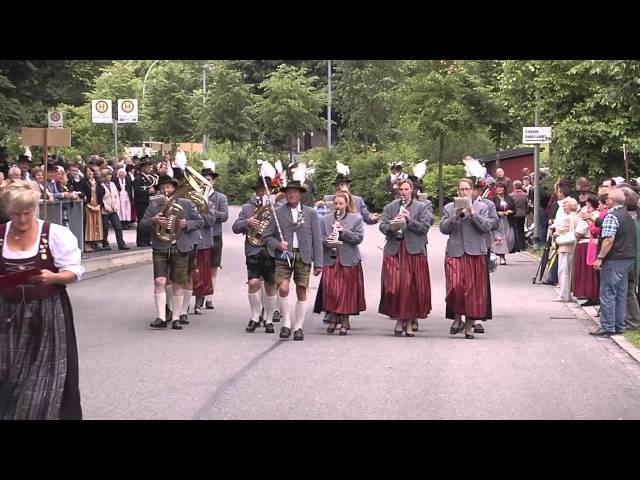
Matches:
[155,166,211,243]
[247,196,272,247]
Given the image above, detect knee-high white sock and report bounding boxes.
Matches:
[181,289,192,315]
[165,286,173,312]
[248,291,262,321]
[293,300,307,331]
[264,295,277,325]
[278,295,291,328]
[171,296,183,321]
[154,292,167,321]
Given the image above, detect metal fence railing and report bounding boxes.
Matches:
[38,200,84,249]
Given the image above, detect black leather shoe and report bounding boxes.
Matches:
[172,320,183,330]
[265,323,275,333]
[614,329,626,335]
[246,320,259,332]
[473,323,485,334]
[102,245,112,251]
[412,320,419,331]
[581,299,600,307]
[589,328,614,336]
[465,333,475,339]
[293,328,304,341]
[150,318,167,329]
[205,300,214,310]
[279,326,291,339]
[178,314,190,325]
[450,325,463,335]
[272,310,280,322]
[118,245,130,250]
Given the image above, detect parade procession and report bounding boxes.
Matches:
[2,59,640,421]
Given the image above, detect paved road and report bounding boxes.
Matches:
[72,206,640,419]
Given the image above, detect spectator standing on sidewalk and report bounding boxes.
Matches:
[591,188,637,336]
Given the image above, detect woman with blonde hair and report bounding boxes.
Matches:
[554,197,580,302]
[0,180,84,419]
[313,191,366,335]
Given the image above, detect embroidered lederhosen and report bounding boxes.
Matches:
[0,222,65,304]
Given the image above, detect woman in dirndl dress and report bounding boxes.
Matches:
[378,179,432,337]
[440,178,494,339]
[492,182,515,264]
[573,192,600,305]
[116,168,132,228]
[313,192,366,335]
[0,180,84,419]
[82,167,103,252]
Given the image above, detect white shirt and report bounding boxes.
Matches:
[290,205,300,248]
[3,219,85,281]
[553,197,571,229]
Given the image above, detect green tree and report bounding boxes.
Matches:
[255,64,326,159]
[396,61,477,214]
[143,62,200,143]
[333,60,403,148]
[193,63,259,147]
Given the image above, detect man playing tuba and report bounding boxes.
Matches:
[232,176,279,334]
[140,175,203,331]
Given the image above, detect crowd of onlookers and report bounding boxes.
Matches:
[0,151,176,253]
[535,175,640,334]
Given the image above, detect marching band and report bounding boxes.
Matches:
[137,154,499,340]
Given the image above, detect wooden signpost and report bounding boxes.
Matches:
[21,127,71,221]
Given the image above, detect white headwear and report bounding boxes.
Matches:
[174,149,187,169]
[336,161,350,176]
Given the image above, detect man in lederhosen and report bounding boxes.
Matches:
[232,176,278,334]
[132,156,156,247]
[140,175,203,330]
[264,179,323,341]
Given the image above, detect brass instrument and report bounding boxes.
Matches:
[141,174,159,191]
[247,196,272,247]
[155,165,211,243]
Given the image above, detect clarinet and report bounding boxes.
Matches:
[330,208,341,258]
[396,197,407,240]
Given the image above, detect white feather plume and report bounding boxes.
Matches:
[412,160,428,180]
[24,147,32,158]
[174,149,187,169]
[292,163,307,183]
[274,160,283,173]
[260,160,276,179]
[202,160,215,172]
[336,161,350,176]
[614,176,626,185]
[463,156,486,179]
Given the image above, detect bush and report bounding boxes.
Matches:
[422,164,467,206]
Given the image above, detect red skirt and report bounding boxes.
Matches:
[445,254,488,320]
[572,242,599,299]
[130,203,137,222]
[192,249,213,297]
[316,258,366,315]
[378,240,432,321]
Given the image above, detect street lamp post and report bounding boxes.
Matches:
[202,63,215,160]
[327,60,332,149]
[142,60,161,148]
